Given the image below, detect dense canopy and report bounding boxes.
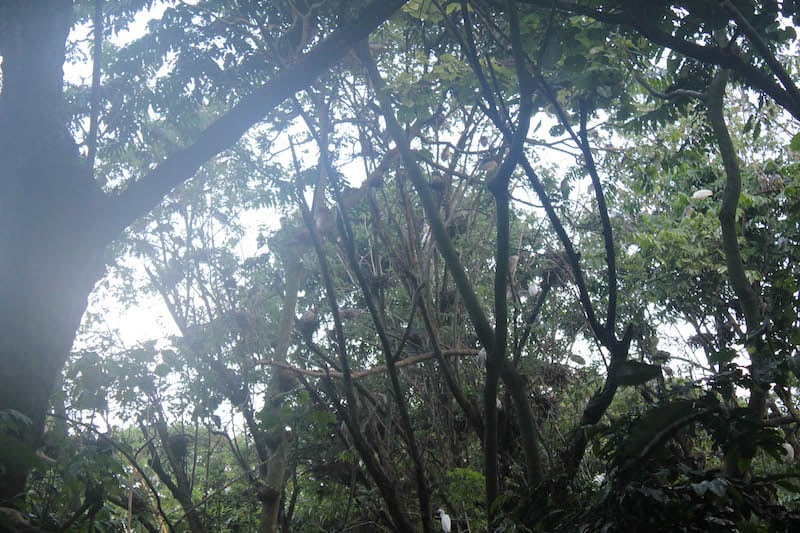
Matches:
[1,1,800,531]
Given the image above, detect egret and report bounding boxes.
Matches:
[436,509,452,532]
[477,347,486,369]
[528,282,539,298]
[691,188,713,200]
[421,221,431,243]
[783,442,795,462]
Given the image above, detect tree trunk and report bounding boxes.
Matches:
[707,69,768,476]
[260,256,301,532]
[0,0,109,504]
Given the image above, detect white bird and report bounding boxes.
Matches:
[421,222,432,248]
[476,347,486,369]
[783,442,795,462]
[528,282,539,298]
[436,509,452,532]
[691,188,713,200]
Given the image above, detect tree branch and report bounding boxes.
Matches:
[706,69,768,434]
[360,43,496,354]
[578,102,617,333]
[86,0,103,174]
[293,142,415,531]
[258,348,476,379]
[720,0,800,107]
[634,73,704,101]
[513,0,800,120]
[106,0,407,235]
[707,70,762,338]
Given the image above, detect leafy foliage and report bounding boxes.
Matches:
[3,0,800,531]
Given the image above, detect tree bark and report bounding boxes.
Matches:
[706,69,769,476]
[0,0,108,504]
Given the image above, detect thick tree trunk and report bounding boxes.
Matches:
[0,0,109,504]
[0,253,105,504]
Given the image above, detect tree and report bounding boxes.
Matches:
[0,0,406,505]
[4,1,800,531]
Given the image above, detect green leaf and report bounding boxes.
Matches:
[154,363,170,377]
[563,55,586,70]
[639,486,666,502]
[569,353,586,365]
[691,480,710,496]
[790,132,800,151]
[615,398,718,468]
[709,347,737,364]
[615,360,662,386]
[540,39,562,70]
[691,478,727,497]
[0,433,40,472]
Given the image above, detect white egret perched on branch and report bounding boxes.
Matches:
[436,509,452,532]
[783,442,795,462]
[691,188,713,200]
[528,281,539,298]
